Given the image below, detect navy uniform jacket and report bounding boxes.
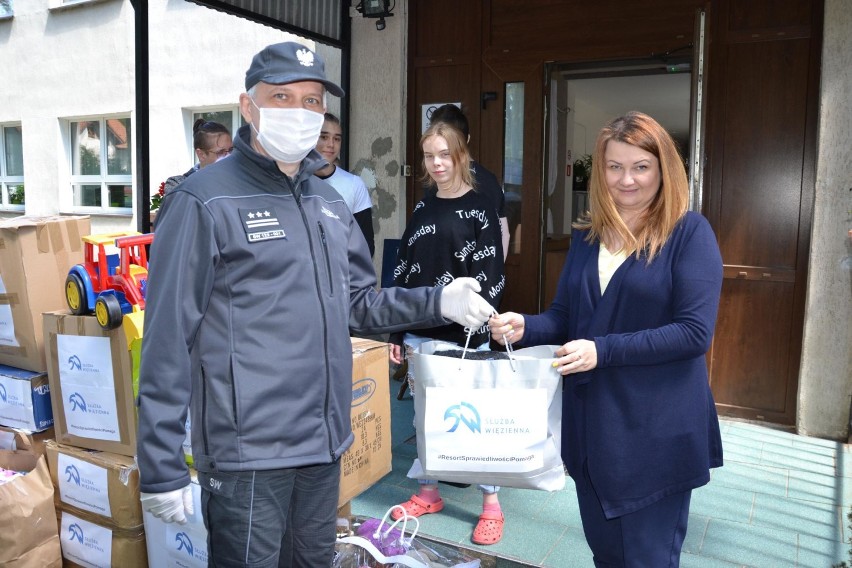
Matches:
[523,212,724,518]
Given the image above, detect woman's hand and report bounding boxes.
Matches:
[490,312,525,345]
[553,339,598,375]
[390,343,403,366]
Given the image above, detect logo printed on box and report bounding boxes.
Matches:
[167,525,208,565]
[67,392,116,416]
[68,523,84,544]
[57,453,112,517]
[176,532,194,555]
[65,464,81,484]
[352,377,376,407]
[0,382,19,407]
[0,367,53,431]
[68,524,105,554]
[66,522,105,552]
[61,513,113,566]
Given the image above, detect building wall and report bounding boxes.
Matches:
[0,0,305,233]
[347,1,408,279]
[0,0,135,223]
[797,0,852,440]
[147,0,306,219]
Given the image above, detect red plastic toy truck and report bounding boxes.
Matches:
[65,232,154,334]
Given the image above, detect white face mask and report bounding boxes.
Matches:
[250,102,324,164]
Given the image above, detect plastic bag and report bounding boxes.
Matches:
[335,512,481,568]
[402,537,481,568]
[354,505,417,556]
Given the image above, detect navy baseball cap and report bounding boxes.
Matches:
[245,42,344,97]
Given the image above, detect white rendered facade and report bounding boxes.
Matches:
[0,0,325,233]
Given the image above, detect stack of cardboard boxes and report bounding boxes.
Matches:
[0,215,90,568]
[0,216,395,567]
[37,222,149,565]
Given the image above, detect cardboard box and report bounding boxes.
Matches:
[45,440,142,530]
[43,311,136,457]
[0,215,90,372]
[0,424,54,457]
[143,471,209,568]
[57,509,147,568]
[0,364,53,431]
[339,338,392,507]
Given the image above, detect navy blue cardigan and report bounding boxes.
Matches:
[523,212,724,518]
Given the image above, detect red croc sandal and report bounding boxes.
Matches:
[391,495,445,520]
[471,510,504,545]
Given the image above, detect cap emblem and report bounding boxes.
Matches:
[296,48,315,67]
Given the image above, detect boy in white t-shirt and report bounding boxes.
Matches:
[314,113,375,257]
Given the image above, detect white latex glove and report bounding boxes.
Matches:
[439,277,494,328]
[140,485,194,524]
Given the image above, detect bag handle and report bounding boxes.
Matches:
[461,309,516,371]
[373,505,420,547]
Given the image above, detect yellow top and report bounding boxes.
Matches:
[599,243,628,295]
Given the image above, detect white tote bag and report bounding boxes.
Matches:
[411,341,565,491]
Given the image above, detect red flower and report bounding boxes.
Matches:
[151,181,167,210]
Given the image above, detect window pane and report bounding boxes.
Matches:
[74,184,101,207]
[193,111,234,132]
[106,118,132,175]
[0,1,12,18]
[71,121,101,175]
[3,126,23,176]
[7,184,24,205]
[108,184,132,208]
[503,82,525,255]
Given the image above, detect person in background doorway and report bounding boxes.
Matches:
[314,112,375,257]
[389,121,507,545]
[489,111,723,567]
[136,41,495,567]
[163,119,232,194]
[429,104,509,261]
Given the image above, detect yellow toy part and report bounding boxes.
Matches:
[122,310,145,347]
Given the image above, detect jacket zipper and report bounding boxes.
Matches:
[295,194,335,461]
[317,221,335,295]
[201,366,209,457]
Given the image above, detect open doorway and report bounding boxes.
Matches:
[540,58,694,306]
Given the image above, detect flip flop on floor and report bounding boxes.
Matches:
[471,510,504,545]
[391,495,445,520]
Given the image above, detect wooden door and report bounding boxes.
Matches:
[703,0,821,424]
[406,0,543,315]
[406,1,482,214]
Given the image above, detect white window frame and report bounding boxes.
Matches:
[188,106,243,165]
[63,114,133,215]
[48,0,116,12]
[0,123,25,213]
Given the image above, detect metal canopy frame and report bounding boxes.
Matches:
[130,0,350,232]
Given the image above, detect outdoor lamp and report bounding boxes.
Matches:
[357,0,394,31]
